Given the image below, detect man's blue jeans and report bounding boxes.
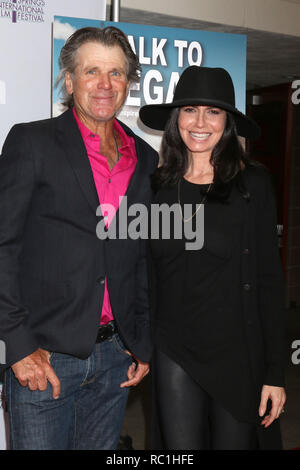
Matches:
[4,333,133,449]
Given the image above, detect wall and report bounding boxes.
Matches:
[0,0,106,149]
[107,0,300,37]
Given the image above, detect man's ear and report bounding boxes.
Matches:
[65,72,73,95]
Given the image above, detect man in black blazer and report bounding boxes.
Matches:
[0,26,158,450]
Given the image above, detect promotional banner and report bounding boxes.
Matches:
[0,0,107,149]
[0,0,107,450]
[52,19,247,151]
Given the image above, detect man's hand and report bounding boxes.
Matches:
[259,385,286,428]
[120,354,149,388]
[11,348,61,399]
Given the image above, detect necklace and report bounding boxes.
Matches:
[178,178,212,223]
[113,128,120,162]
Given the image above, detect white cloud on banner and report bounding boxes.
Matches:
[52,102,67,117]
[53,19,76,41]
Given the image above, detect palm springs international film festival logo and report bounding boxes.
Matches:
[0,0,46,23]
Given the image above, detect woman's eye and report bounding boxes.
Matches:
[183,107,195,113]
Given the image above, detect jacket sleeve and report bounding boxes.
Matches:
[256,170,286,386]
[132,144,158,362]
[0,124,39,367]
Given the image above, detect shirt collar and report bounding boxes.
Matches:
[72,107,132,153]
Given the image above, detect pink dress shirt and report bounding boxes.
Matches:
[73,108,137,324]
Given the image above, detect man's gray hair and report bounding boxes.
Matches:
[55,26,141,108]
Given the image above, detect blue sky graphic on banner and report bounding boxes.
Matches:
[53,18,247,151]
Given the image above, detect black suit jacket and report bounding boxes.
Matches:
[0,108,158,368]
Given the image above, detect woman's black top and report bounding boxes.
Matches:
[150,177,259,423]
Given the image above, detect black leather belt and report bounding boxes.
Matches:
[95,321,117,343]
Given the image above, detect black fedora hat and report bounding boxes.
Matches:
[139,66,260,139]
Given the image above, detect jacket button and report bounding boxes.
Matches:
[243,283,251,291]
[243,248,250,254]
[97,277,105,285]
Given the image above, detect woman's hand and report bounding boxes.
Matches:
[259,385,286,427]
[120,354,150,388]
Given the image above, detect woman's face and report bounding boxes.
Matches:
[178,105,227,159]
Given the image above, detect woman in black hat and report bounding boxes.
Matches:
[140,66,286,450]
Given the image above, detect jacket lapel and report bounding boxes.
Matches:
[55,109,99,215]
[54,111,151,224]
[118,122,149,206]
[113,124,152,233]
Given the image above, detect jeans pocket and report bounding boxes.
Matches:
[112,334,132,358]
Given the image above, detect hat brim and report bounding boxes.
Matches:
[139,99,260,140]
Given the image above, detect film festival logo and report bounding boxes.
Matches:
[0,0,46,24]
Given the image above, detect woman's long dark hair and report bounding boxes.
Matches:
[152,107,251,200]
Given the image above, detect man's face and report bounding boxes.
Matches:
[65,41,130,131]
